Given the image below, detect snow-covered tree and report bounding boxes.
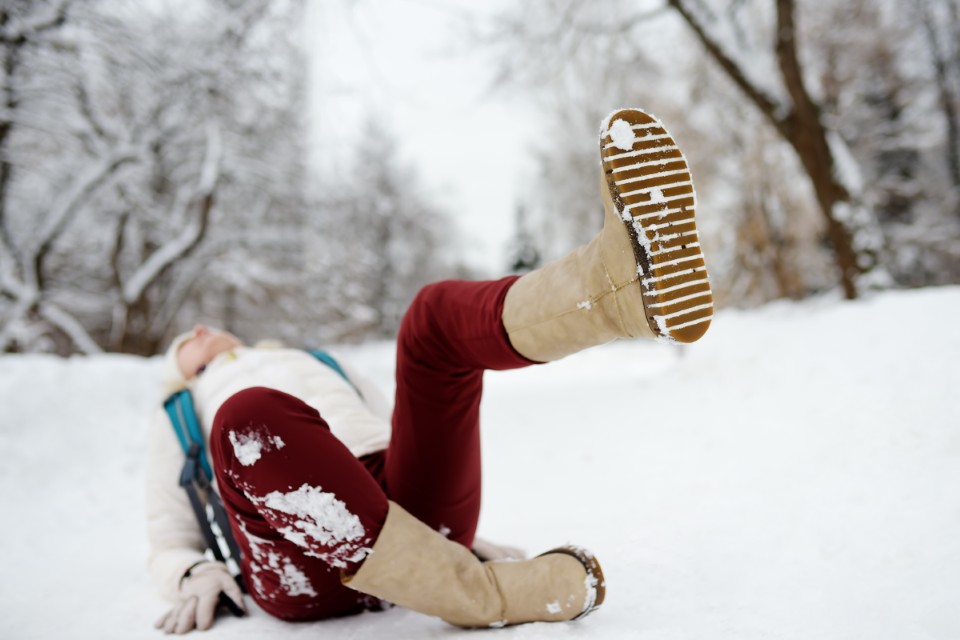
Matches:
[1,0,93,352]
[0,0,312,354]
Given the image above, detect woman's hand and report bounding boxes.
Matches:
[154,562,246,634]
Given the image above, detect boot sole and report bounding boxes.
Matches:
[539,546,606,620]
[600,108,713,343]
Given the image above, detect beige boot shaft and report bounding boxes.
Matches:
[342,501,603,628]
[503,179,655,363]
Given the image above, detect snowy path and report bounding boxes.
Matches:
[1,287,958,639]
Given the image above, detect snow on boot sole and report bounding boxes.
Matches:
[600,108,713,343]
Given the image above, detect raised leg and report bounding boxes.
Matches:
[385,277,535,547]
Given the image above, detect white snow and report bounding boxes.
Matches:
[228,428,287,467]
[237,516,319,600]
[229,430,265,466]
[546,601,562,614]
[261,484,367,545]
[826,131,865,196]
[2,286,959,639]
[652,313,671,336]
[279,562,318,598]
[606,119,637,151]
[254,483,371,569]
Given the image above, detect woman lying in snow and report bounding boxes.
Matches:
[146,108,713,634]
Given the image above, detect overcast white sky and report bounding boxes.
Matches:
[305,0,539,274]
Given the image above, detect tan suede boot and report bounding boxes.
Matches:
[342,501,605,628]
[503,108,713,362]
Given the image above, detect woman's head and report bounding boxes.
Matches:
[163,325,243,388]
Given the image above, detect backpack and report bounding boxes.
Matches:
[161,349,358,585]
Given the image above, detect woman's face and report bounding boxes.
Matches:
[176,325,243,379]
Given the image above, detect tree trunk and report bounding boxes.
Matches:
[773,0,859,299]
[921,0,960,199]
[668,0,875,299]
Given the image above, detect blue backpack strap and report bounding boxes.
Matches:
[162,389,245,588]
[163,389,213,482]
[308,349,362,398]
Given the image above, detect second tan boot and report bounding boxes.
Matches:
[342,501,605,628]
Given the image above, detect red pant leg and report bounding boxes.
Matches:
[210,387,389,621]
[386,277,536,547]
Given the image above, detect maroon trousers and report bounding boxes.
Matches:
[209,277,534,621]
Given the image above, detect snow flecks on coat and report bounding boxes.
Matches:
[228,426,285,466]
[252,484,372,569]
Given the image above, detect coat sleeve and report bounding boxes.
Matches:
[144,407,207,601]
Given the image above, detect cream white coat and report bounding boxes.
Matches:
[145,347,392,600]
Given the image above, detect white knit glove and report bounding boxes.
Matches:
[472,536,527,562]
[154,561,246,634]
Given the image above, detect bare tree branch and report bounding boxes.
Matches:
[31,146,139,288]
[667,0,873,298]
[72,70,116,153]
[38,299,103,354]
[0,1,69,45]
[666,0,787,135]
[0,297,36,350]
[106,208,130,349]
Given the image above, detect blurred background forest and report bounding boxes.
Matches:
[1,0,958,356]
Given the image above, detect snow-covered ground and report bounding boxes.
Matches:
[1,286,958,639]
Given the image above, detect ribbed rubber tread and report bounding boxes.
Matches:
[600,108,713,343]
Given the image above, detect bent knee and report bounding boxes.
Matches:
[398,280,460,347]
